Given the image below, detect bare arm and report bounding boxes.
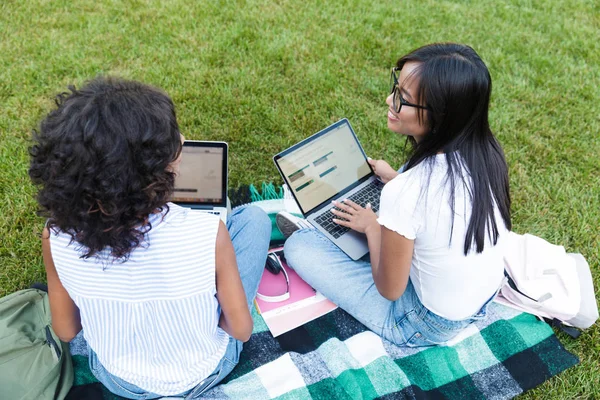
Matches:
[42,227,82,342]
[331,200,413,301]
[214,221,253,342]
[364,223,382,275]
[372,227,413,300]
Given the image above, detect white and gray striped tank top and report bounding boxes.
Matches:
[50,203,229,395]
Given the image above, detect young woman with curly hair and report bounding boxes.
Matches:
[280,43,511,347]
[29,77,271,398]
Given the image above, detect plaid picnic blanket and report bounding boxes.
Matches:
[67,190,579,399]
[69,304,578,399]
[200,303,578,399]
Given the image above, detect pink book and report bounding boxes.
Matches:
[255,251,337,337]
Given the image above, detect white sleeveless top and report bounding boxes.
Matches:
[50,203,229,395]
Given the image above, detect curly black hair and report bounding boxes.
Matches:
[29,76,182,261]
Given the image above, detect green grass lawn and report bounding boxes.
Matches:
[1,0,598,397]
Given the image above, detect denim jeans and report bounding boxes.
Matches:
[88,205,271,399]
[283,228,494,347]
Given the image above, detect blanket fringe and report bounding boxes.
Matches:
[249,182,284,202]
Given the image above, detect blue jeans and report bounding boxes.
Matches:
[89,205,271,399]
[284,228,494,347]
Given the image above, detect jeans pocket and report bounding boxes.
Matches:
[89,351,148,400]
[105,373,148,400]
[399,308,468,347]
[394,310,428,347]
[405,331,439,347]
[393,313,437,347]
[187,372,220,399]
[187,360,236,399]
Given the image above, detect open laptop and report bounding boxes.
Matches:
[273,119,383,260]
[171,140,228,223]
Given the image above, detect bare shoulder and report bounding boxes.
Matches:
[41,226,51,253]
[40,226,58,275]
[215,220,236,272]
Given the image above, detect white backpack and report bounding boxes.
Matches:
[496,232,598,337]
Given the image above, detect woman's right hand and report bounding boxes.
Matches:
[367,158,398,184]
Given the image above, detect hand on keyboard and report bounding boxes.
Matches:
[330,199,379,234]
[314,180,382,237]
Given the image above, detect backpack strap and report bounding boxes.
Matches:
[503,270,537,301]
[504,271,582,339]
[544,318,582,339]
[30,282,48,292]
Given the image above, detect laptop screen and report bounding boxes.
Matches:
[274,120,372,214]
[171,142,227,206]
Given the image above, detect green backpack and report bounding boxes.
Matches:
[0,289,73,400]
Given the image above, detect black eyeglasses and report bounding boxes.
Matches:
[390,67,429,113]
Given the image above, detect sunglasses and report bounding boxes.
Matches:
[390,67,429,113]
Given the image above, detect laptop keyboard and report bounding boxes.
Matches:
[313,180,383,239]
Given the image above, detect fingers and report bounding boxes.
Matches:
[332,217,351,227]
[331,208,350,220]
[331,201,354,226]
[332,199,366,215]
[332,200,355,214]
[342,199,361,210]
[367,157,377,173]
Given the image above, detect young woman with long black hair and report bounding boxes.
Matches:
[279,43,511,346]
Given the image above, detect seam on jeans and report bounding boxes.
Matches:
[392,309,416,344]
[355,295,397,331]
[406,331,438,347]
[298,228,339,248]
[189,364,227,399]
[89,356,99,376]
[405,331,421,347]
[416,301,428,320]
[189,338,239,398]
[221,355,238,369]
[403,310,446,347]
[217,338,241,369]
[358,315,395,332]
[423,312,463,332]
[473,289,500,319]
[393,309,413,329]
[423,310,470,333]
[294,228,314,234]
[414,306,441,336]
[411,295,466,333]
[105,372,148,399]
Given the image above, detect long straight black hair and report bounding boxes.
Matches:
[398,43,511,254]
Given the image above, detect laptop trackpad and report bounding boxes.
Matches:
[336,230,369,260]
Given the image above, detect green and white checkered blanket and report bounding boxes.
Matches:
[70,303,578,399]
[197,303,577,399]
[68,194,579,399]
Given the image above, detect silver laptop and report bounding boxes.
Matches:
[273,119,383,260]
[172,140,228,223]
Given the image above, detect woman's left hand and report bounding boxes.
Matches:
[331,199,379,234]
